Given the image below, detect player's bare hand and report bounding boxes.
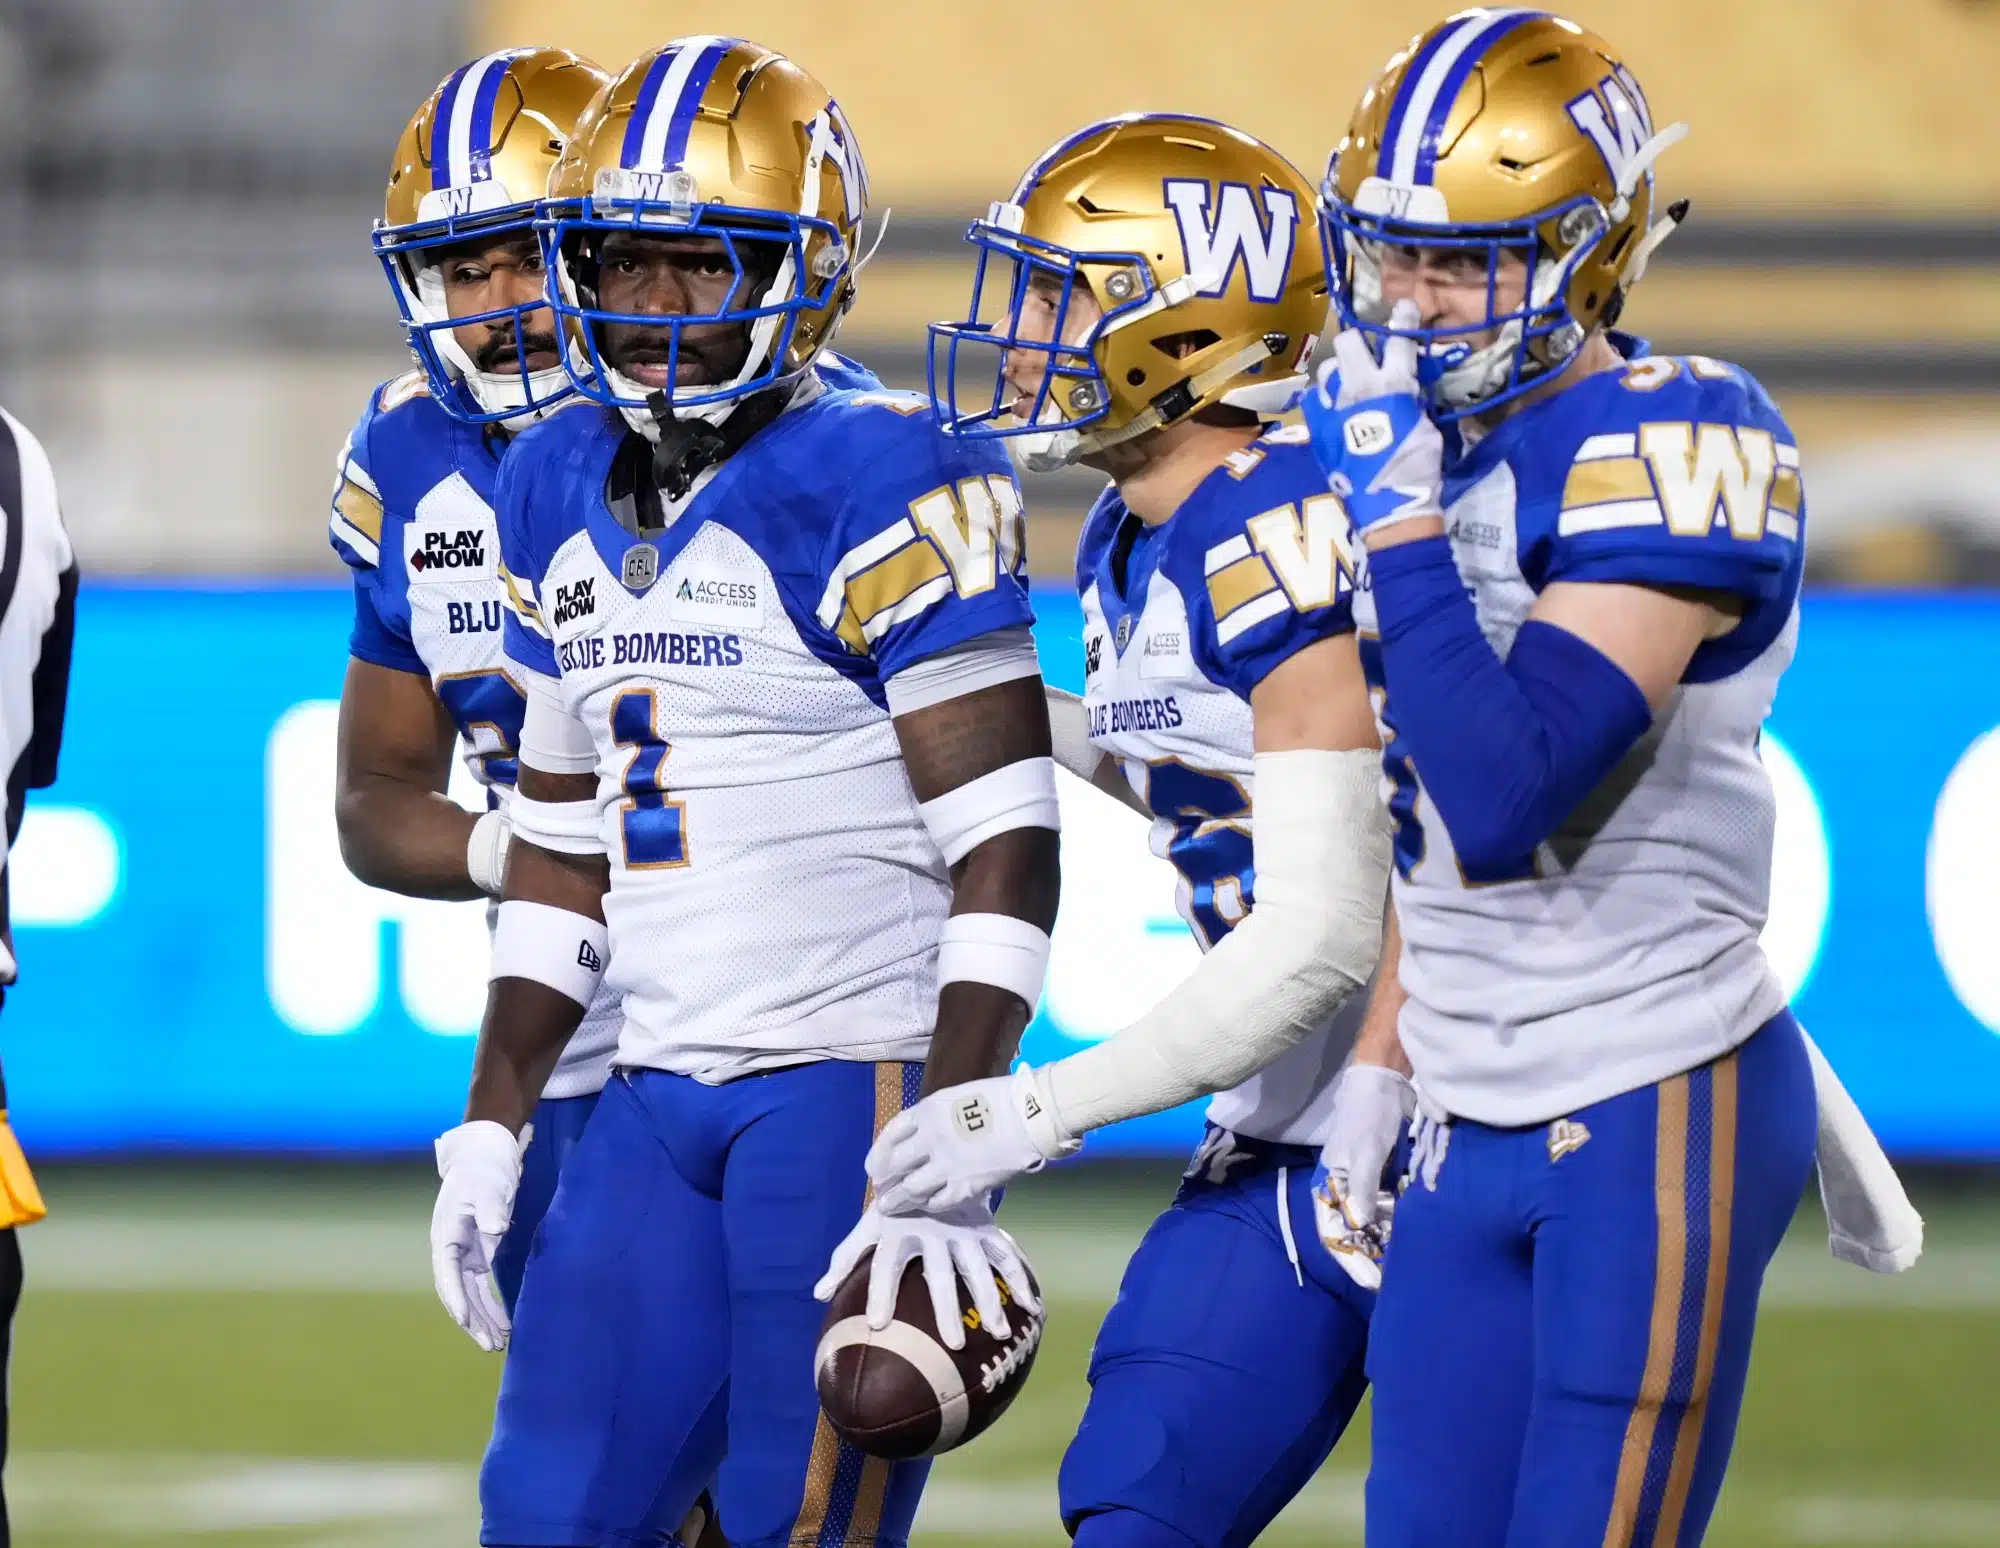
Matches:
[430,1119,529,1352]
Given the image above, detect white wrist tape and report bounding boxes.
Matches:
[509,790,605,856]
[519,670,598,775]
[1043,748,1392,1137]
[919,757,1060,866]
[1044,686,1101,782]
[490,899,609,1008]
[466,808,510,898]
[937,912,1051,1010]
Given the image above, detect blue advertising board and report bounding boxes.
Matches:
[5,582,1998,1158]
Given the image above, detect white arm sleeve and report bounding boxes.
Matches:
[1044,686,1099,781]
[517,667,598,775]
[1039,747,1392,1137]
[883,626,1041,718]
[1047,685,1150,818]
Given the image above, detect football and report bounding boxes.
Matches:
[814,1247,1045,1459]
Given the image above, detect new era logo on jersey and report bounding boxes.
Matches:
[666,563,765,630]
[404,526,492,584]
[551,577,596,629]
[1163,179,1299,303]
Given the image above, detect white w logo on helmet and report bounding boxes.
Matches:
[1163,180,1299,304]
[1565,66,1657,187]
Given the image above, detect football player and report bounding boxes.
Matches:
[833,114,1403,1548]
[327,46,617,1327]
[1298,13,1820,1544]
[452,38,1058,1548]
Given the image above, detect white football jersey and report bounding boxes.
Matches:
[1076,427,1366,1146]
[329,372,621,1097]
[496,380,1035,1081]
[1353,349,1804,1125]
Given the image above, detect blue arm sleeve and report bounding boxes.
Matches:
[1370,535,1652,877]
[348,574,425,675]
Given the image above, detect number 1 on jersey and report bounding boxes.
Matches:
[611,689,688,869]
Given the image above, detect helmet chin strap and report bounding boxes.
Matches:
[637,375,801,502]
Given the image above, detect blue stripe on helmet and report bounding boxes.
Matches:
[620,49,682,170]
[660,40,733,171]
[1377,16,1477,188]
[1412,9,1546,184]
[429,60,477,190]
[464,52,516,182]
[1011,113,1147,203]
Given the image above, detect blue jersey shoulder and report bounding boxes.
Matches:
[330,371,503,573]
[1495,351,1802,603]
[1175,429,1355,684]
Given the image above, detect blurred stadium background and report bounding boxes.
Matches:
[0,0,1996,1543]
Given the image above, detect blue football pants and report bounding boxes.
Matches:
[480,1060,929,1548]
[1364,1011,1818,1548]
[1062,1130,1375,1548]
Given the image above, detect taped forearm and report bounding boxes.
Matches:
[1047,685,1149,817]
[1040,748,1391,1136]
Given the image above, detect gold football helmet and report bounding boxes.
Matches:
[539,36,869,429]
[375,46,609,425]
[1320,10,1687,419]
[929,112,1326,472]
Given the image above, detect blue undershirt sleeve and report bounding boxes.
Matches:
[1369,535,1653,877]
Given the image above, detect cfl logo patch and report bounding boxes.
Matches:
[954,1093,992,1137]
[1345,411,1393,457]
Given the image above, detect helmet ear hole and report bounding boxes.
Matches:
[1153,328,1219,361]
[1125,367,1146,386]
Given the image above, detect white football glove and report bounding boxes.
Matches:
[431,1119,529,1352]
[467,808,511,900]
[1310,1063,1416,1292]
[814,1200,1039,1353]
[865,1066,1079,1219]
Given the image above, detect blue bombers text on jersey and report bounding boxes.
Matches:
[327,370,620,1101]
[1351,340,1806,1126]
[495,371,1035,1079]
[1076,422,1365,1147]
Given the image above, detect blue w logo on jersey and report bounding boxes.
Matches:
[1163,180,1299,303]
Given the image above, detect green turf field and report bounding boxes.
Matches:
[10,1164,1998,1546]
